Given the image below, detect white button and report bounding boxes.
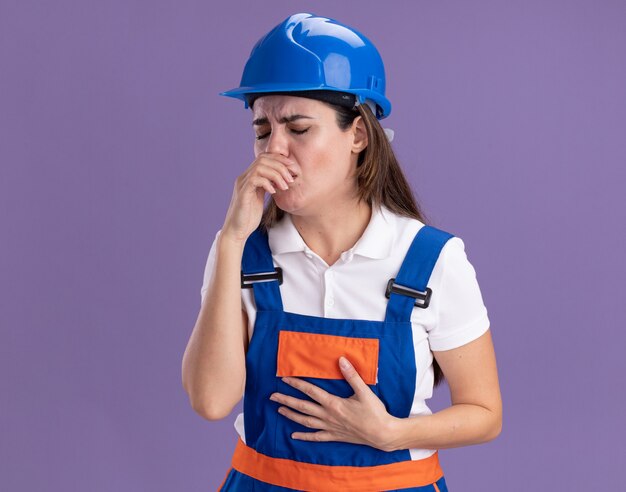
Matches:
[326,298,334,307]
[326,271,334,278]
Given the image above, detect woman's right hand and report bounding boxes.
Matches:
[221,152,301,244]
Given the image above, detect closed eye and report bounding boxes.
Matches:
[256,128,310,140]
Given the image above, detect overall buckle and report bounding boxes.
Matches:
[241,267,283,288]
[385,278,432,308]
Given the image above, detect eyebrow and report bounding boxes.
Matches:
[252,114,315,126]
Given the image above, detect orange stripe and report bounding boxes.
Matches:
[433,482,441,492]
[231,438,444,491]
[276,330,379,384]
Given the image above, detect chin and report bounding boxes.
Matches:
[273,194,303,215]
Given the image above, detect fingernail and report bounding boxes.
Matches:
[339,357,350,369]
[269,394,277,401]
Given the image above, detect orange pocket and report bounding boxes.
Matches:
[276,331,379,385]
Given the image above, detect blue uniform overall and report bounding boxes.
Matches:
[219,224,453,492]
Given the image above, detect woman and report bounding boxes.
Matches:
[182,12,502,491]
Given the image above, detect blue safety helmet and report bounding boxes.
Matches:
[219,12,392,119]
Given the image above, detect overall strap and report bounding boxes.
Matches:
[241,227,284,312]
[384,225,454,323]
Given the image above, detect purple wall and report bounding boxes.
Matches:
[2,0,624,490]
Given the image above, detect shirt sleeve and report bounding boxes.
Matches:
[427,236,490,351]
[200,229,222,305]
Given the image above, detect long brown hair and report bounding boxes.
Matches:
[259,101,446,388]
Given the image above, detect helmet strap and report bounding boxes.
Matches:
[353,98,377,117]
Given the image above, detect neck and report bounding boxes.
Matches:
[290,199,373,267]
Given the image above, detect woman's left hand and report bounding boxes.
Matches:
[269,356,399,452]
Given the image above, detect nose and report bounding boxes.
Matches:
[265,126,289,156]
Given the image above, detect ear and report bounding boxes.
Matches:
[350,116,368,154]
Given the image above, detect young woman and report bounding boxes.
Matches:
[182,12,502,491]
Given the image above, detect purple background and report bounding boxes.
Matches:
[2,0,625,490]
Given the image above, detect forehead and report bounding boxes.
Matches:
[251,95,331,119]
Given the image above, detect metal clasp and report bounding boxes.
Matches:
[385,278,432,309]
[241,267,283,288]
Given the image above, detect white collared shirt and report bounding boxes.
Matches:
[200,203,490,460]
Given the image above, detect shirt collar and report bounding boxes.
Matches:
[268,203,394,260]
